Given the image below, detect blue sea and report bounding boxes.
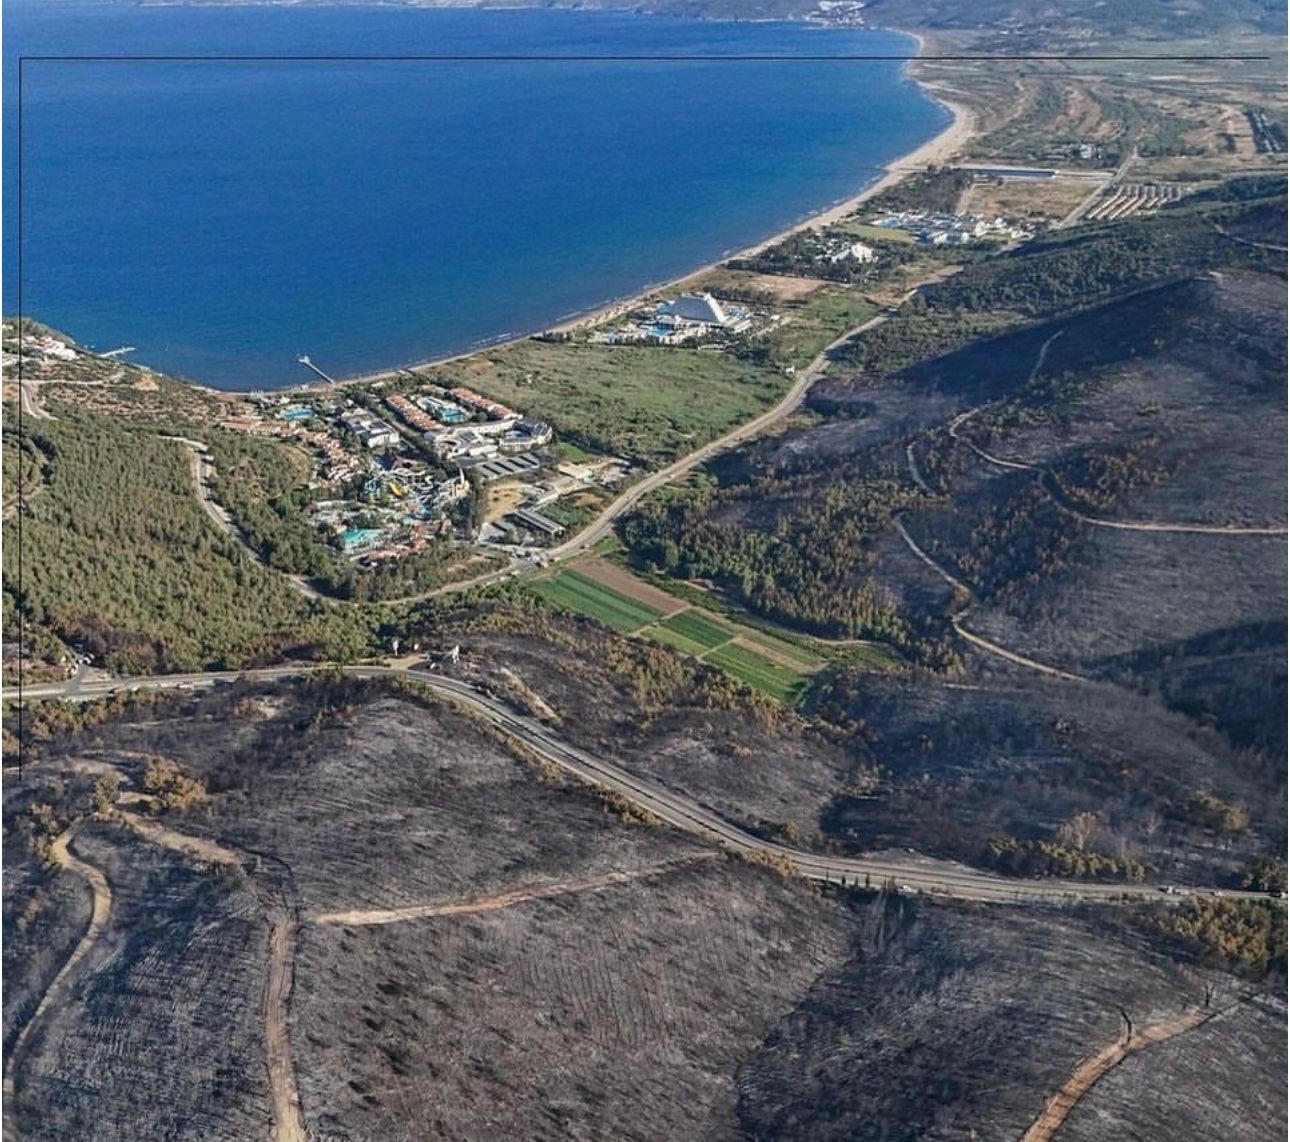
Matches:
[3,3,946,389]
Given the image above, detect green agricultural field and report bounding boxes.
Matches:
[431,340,790,465]
[704,642,812,704]
[530,570,663,633]
[644,623,712,658]
[659,608,734,652]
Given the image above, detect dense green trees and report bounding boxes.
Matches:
[620,470,957,669]
[1,409,374,673]
[1143,898,1287,976]
[206,433,336,578]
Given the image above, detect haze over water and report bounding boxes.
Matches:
[3,2,946,388]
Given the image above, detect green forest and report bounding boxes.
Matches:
[2,409,374,673]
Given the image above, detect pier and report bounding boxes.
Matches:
[297,354,338,384]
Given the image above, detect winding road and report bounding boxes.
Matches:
[164,303,900,608]
[165,437,329,602]
[544,307,895,563]
[891,515,1089,683]
[6,665,1276,909]
[939,336,1288,538]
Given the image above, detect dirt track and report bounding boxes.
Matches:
[118,810,245,867]
[311,855,713,928]
[265,917,306,1142]
[1022,1004,1218,1141]
[943,330,1288,538]
[891,515,1088,683]
[165,436,329,603]
[2,825,112,1113]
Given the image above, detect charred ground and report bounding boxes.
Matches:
[2,680,1283,1140]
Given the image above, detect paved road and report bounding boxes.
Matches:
[7,666,1277,908]
[1055,148,1137,231]
[544,307,896,563]
[162,303,897,607]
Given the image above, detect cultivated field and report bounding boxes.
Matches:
[658,608,735,651]
[534,561,825,703]
[705,642,810,704]
[531,569,665,633]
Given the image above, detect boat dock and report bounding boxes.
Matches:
[297,354,338,384]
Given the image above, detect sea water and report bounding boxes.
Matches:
[3,2,946,388]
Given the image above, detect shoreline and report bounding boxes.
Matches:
[266,33,974,397]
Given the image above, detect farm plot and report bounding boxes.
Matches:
[572,557,689,615]
[739,627,826,671]
[705,642,813,704]
[556,558,825,701]
[645,623,712,658]
[530,570,664,633]
[659,608,735,651]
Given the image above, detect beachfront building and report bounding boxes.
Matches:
[20,334,78,362]
[658,292,752,334]
[386,393,438,432]
[498,418,553,454]
[870,210,1031,245]
[426,427,499,462]
[593,291,755,346]
[828,240,876,264]
[451,386,516,420]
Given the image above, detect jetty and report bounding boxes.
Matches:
[297,354,337,384]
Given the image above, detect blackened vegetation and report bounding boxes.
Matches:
[619,192,1287,892]
[11,827,269,1141]
[415,595,866,841]
[809,671,1279,888]
[4,677,1283,1139]
[735,894,1284,1142]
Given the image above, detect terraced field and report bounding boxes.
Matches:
[531,564,824,702]
[706,642,812,703]
[658,609,734,651]
[530,570,664,633]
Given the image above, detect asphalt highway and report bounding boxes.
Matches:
[7,666,1278,908]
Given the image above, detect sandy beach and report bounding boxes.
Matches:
[285,39,976,395]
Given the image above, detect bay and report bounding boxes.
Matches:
[3,2,945,388]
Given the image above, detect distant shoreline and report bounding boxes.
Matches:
[265,29,974,397]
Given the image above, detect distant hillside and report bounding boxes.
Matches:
[125,0,1288,43]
